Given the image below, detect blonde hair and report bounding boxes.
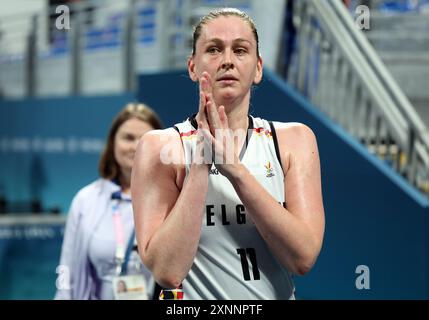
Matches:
[191,8,260,58]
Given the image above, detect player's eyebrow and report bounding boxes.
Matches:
[205,38,252,45]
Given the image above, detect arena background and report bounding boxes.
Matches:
[1,0,429,299]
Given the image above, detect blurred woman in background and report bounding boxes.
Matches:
[55,103,162,300]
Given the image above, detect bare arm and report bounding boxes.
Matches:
[228,123,325,275]
[131,129,209,288]
[196,71,324,276]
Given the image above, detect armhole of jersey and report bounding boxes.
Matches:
[269,121,284,172]
[173,125,185,149]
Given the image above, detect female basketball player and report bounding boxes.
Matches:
[131,8,325,299]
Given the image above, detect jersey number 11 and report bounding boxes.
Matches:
[236,248,260,281]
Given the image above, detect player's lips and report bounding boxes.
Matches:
[217,74,238,82]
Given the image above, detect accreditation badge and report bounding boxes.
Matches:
[112,274,148,300]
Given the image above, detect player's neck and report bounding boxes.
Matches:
[224,96,250,132]
[223,101,250,157]
[225,106,249,132]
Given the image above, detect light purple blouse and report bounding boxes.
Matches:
[54,178,153,300]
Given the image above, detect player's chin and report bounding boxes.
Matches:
[220,93,241,106]
[215,87,239,100]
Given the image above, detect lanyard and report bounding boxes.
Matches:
[111,191,134,276]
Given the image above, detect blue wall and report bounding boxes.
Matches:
[137,70,200,127]
[0,94,135,213]
[138,70,429,299]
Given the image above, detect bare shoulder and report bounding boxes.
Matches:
[138,128,181,152]
[271,122,319,172]
[134,127,185,188]
[135,128,183,164]
[273,122,316,140]
[273,122,318,150]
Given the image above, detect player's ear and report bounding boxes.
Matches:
[188,57,198,82]
[253,56,263,85]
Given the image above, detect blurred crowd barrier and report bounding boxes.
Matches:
[0,215,65,299]
[0,0,285,98]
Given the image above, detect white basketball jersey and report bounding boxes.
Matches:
[173,115,295,300]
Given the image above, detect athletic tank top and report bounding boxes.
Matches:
[173,114,295,300]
